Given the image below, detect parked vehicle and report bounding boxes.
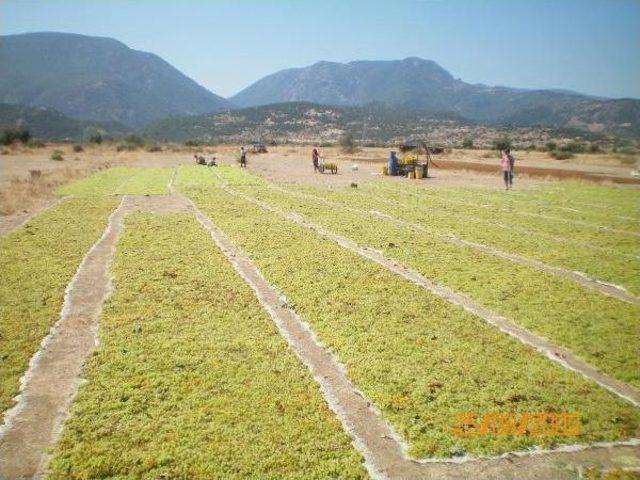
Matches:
[252,143,268,153]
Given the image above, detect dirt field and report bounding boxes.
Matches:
[1,142,638,237]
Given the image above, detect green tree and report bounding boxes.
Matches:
[589,144,602,153]
[339,132,357,154]
[0,128,17,146]
[0,127,31,145]
[462,137,474,149]
[492,136,512,151]
[17,128,31,144]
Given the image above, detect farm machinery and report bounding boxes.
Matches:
[383,141,438,179]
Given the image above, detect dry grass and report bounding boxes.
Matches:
[615,154,640,166]
[0,165,107,216]
[1,142,636,220]
[0,143,180,219]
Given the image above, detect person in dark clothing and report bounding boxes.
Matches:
[506,149,515,186]
[239,146,247,168]
[312,148,320,172]
[388,151,399,176]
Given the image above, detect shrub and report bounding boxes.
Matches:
[0,127,31,146]
[146,144,162,152]
[89,133,103,144]
[545,142,557,152]
[589,144,603,154]
[549,150,574,160]
[1,129,17,146]
[184,140,201,147]
[611,139,632,154]
[616,146,639,155]
[125,134,144,147]
[559,142,585,154]
[50,150,64,161]
[116,144,136,152]
[492,136,512,151]
[339,133,357,154]
[73,144,84,153]
[17,129,31,144]
[462,137,474,149]
[27,140,46,148]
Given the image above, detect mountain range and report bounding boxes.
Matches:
[231,58,640,138]
[0,32,638,139]
[0,32,229,128]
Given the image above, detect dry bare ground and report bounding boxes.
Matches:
[234,145,640,189]
[2,142,637,235]
[0,143,186,235]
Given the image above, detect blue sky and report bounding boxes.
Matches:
[3,0,639,99]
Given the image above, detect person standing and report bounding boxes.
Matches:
[239,146,247,168]
[501,150,512,190]
[506,148,515,187]
[312,148,320,172]
[388,151,399,176]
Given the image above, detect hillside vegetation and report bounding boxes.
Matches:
[231,58,640,138]
[0,32,230,127]
[0,103,129,140]
[143,101,608,148]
